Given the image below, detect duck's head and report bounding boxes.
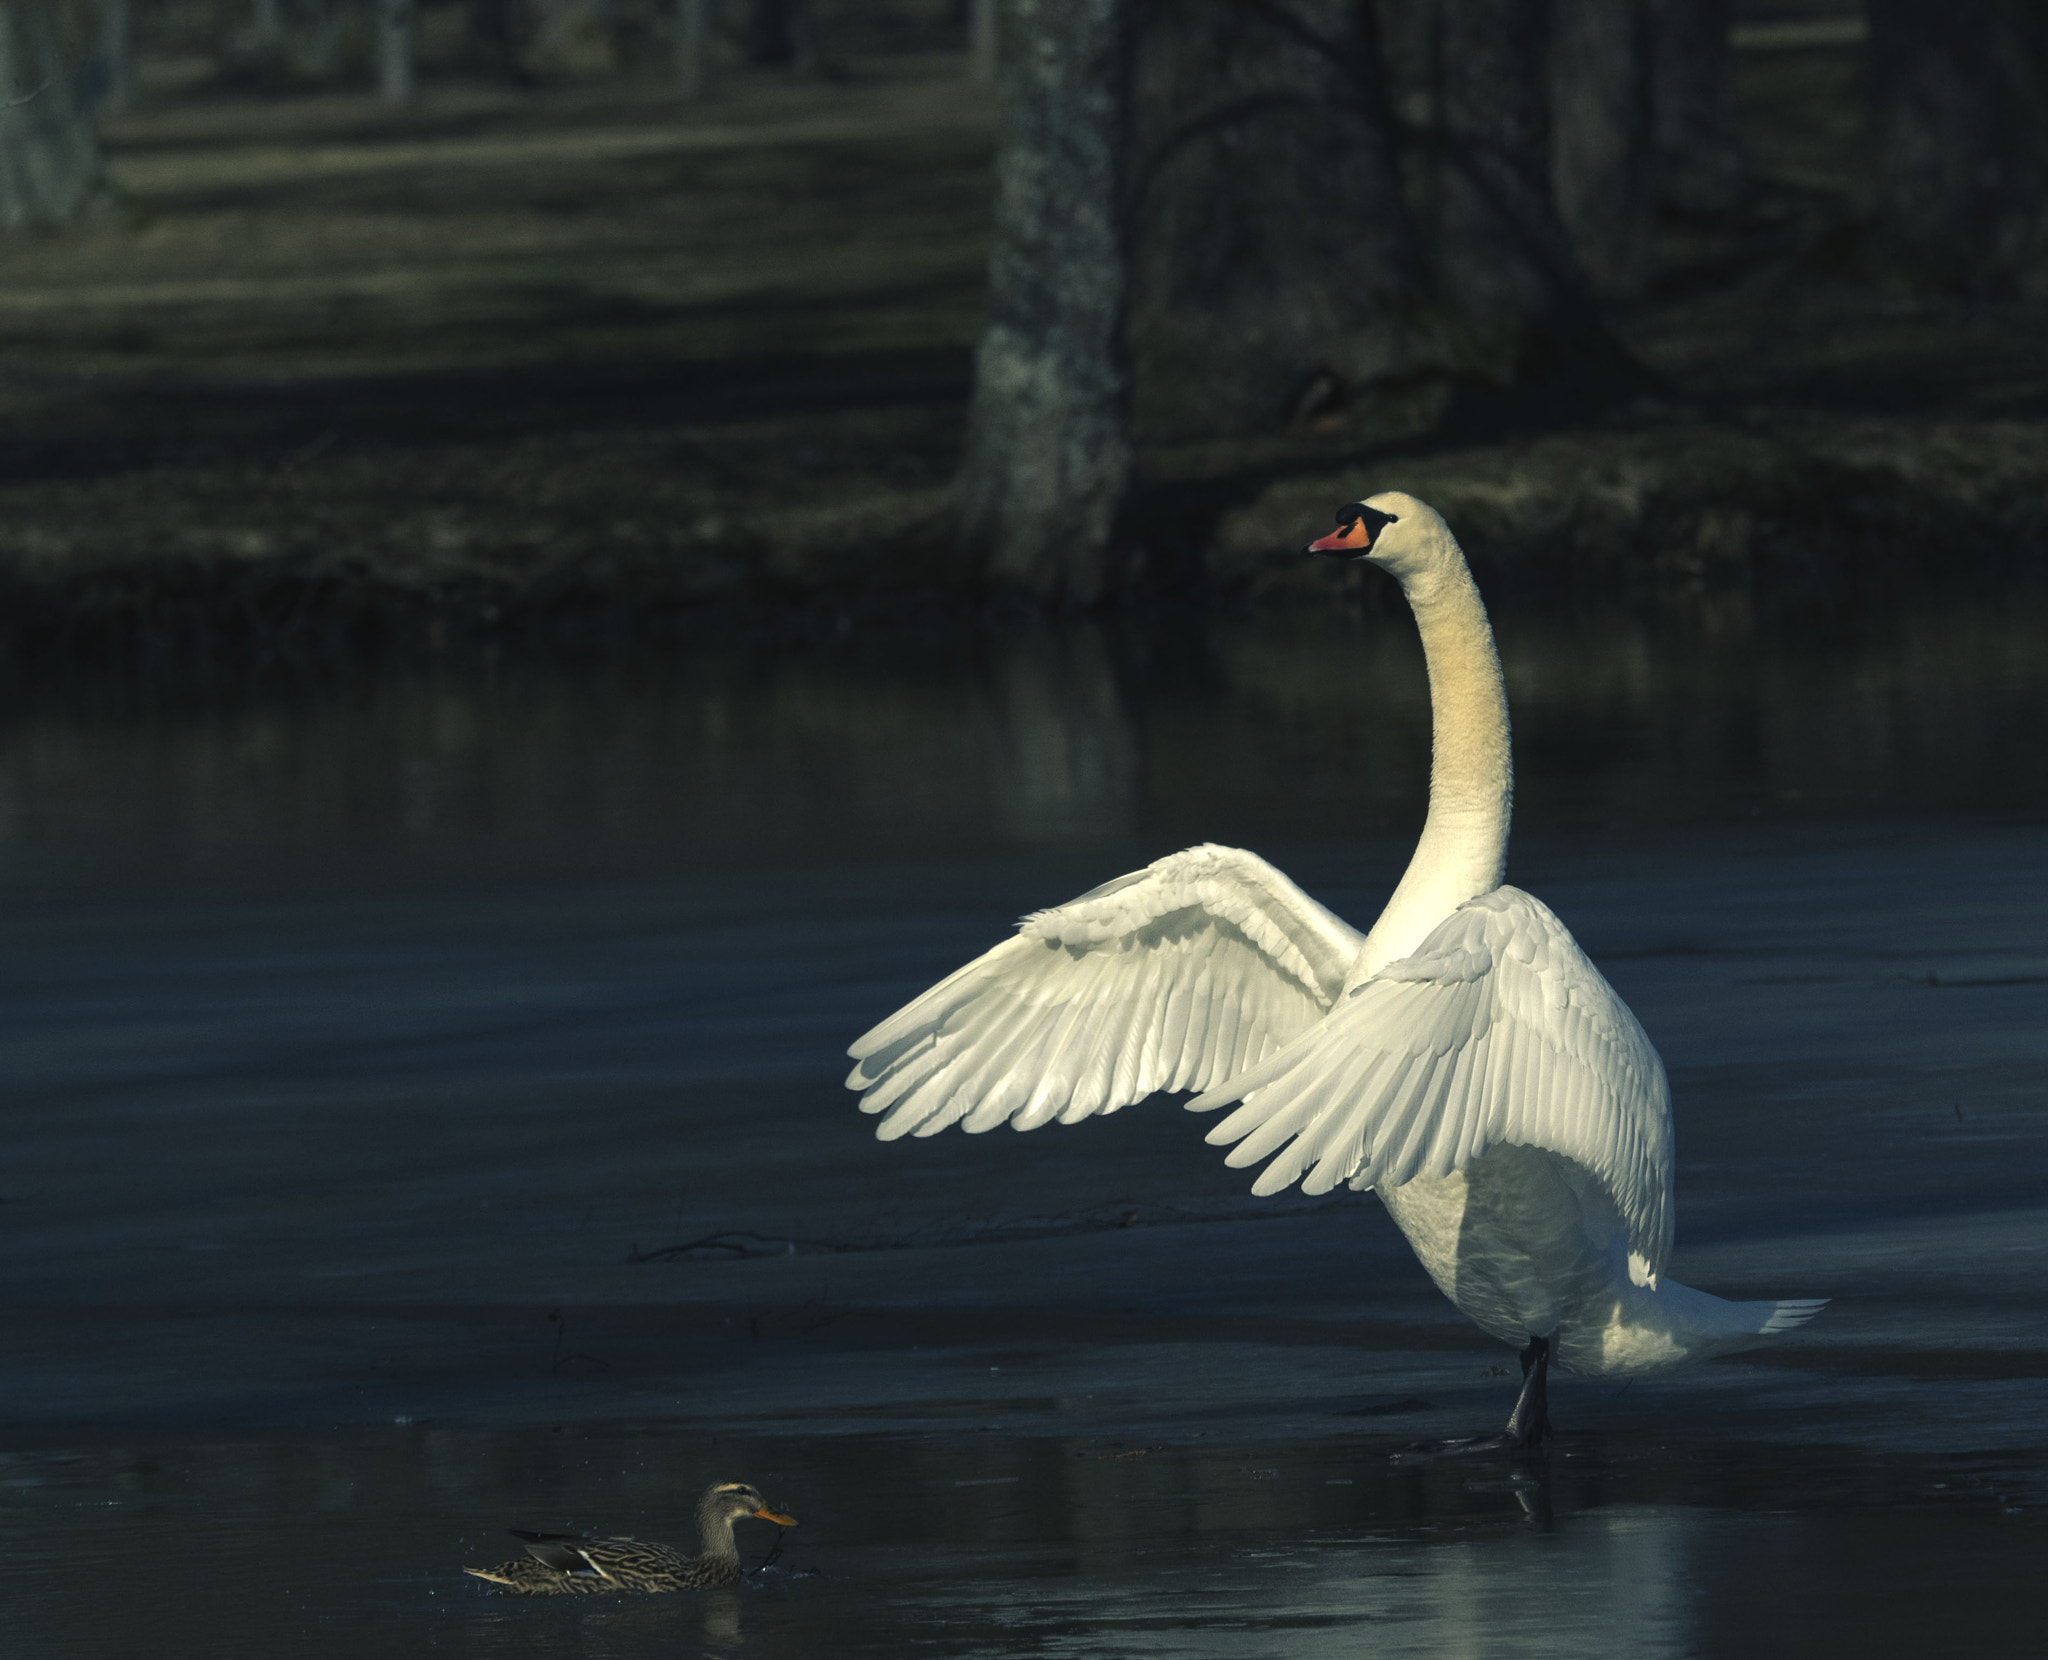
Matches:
[1304,491,1454,585]
[698,1480,798,1529]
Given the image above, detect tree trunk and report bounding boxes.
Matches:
[967,0,997,85]
[0,1,102,232]
[1381,0,1643,400]
[953,0,1133,606]
[465,0,530,83]
[676,0,711,98]
[1866,0,2048,295]
[303,0,344,78]
[746,0,801,64]
[377,0,416,103]
[100,0,135,112]
[966,0,999,85]
[1645,0,1742,214]
[1549,0,1651,298]
[1126,0,1424,438]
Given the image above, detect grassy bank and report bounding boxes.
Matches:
[1,39,2044,655]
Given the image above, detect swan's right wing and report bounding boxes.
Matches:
[848,844,1362,1140]
[1191,886,1675,1271]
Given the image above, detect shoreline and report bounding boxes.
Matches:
[6,404,2043,659]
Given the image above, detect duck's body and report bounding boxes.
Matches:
[846,493,1823,1443]
[465,1482,795,1595]
[468,1532,733,1595]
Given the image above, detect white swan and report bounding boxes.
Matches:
[846,493,1824,1448]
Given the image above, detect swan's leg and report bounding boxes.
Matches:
[1389,1333,1555,1465]
[1503,1334,1552,1449]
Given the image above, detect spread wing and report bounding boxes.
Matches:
[1190,886,1674,1271]
[847,844,1364,1140]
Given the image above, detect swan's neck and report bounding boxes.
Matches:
[1350,545,1512,984]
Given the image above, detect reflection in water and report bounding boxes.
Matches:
[992,624,1140,846]
[1388,1503,1689,1660]
[1,596,2042,902]
[1,1427,2038,1660]
[701,1591,743,1651]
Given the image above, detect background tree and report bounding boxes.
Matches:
[376,0,415,103]
[746,0,806,65]
[1472,0,1746,299]
[967,0,996,84]
[248,0,284,51]
[99,0,133,110]
[1125,0,1424,438]
[676,0,712,97]
[1645,0,1742,215]
[1376,0,1641,402]
[1548,0,1651,298]
[953,0,1133,606]
[967,0,1655,601]
[463,0,533,83]
[0,0,101,231]
[1866,0,2048,295]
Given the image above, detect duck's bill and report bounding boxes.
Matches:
[753,1506,799,1526]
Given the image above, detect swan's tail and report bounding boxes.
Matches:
[1616,1280,1829,1369]
[1758,1297,1830,1335]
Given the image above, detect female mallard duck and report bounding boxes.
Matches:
[465,1481,796,1594]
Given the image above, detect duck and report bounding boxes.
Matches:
[845,491,1825,1451]
[465,1480,796,1593]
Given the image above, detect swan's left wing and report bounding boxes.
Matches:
[1190,886,1674,1272]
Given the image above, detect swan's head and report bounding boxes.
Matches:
[1304,491,1454,584]
[698,1481,798,1529]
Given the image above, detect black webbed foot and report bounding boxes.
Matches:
[1388,1334,1554,1466]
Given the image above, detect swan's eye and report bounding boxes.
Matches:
[1350,504,1399,542]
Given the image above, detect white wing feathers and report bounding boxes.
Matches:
[1190,886,1675,1272]
[847,845,1364,1142]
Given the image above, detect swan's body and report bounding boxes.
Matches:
[847,493,1823,1437]
[465,1481,796,1594]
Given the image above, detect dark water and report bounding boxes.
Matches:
[2,596,2044,903]
[5,1425,2042,1659]
[4,597,2046,1657]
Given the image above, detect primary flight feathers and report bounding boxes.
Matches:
[846,844,1362,1140]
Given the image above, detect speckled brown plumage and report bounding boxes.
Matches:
[465,1481,795,1596]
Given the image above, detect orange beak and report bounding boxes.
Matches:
[752,1505,798,1526]
[1305,518,1374,556]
